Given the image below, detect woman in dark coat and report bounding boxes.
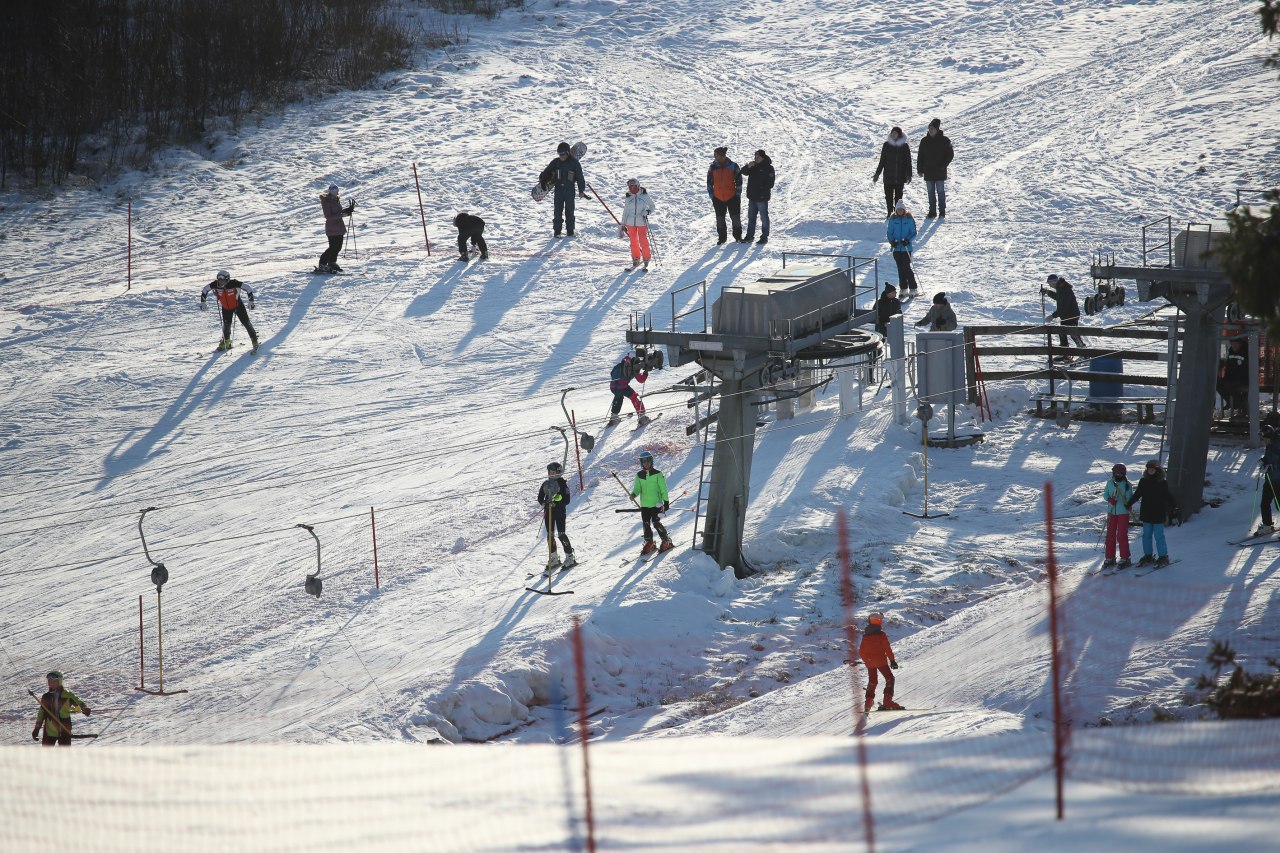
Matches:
[317,184,354,273]
[1127,459,1177,567]
[872,126,913,216]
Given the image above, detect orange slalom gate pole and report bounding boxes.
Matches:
[412,162,432,256]
[571,616,597,852]
[1045,482,1067,820]
[838,511,876,852]
[370,506,380,590]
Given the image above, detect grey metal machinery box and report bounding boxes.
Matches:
[711,264,853,340]
[916,331,966,406]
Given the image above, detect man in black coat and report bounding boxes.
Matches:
[875,284,903,335]
[872,126,912,216]
[1217,337,1249,418]
[1042,274,1085,350]
[916,118,954,218]
[741,149,775,244]
[538,142,588,237]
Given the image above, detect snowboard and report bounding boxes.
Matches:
[532,141,587,201]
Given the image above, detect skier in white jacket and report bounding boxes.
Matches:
[620,178,656,269]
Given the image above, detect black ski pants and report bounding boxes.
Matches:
[543,504,573,554]
[319,235,344,268]
[640,506,668,542]
[883,182,905,216]
[1057,317,1085,348]
[892,250,918,292]
[456,222,487,258]
[1262,476,1277,527]
[553,187,576,235]
[712,196,742,243]
[221,303,258,344]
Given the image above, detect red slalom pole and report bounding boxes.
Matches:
[1044,481,1067,820]
[127,201,132,291]
[370,506,380,590]
[838,511,876,852]
[585,182,620,226]
[571,410,585,492]
[412,162,432,256]
[138,594,144,689]
[571,616,597,852]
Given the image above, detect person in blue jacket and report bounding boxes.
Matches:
[886,198,919,295]
[538,142,588,237]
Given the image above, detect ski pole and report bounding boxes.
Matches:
[610,471,641,509]
[346,207,358,259]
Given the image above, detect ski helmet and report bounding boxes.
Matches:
[868,612,883,625]
[1111,463,1127,477]
[638,450,654,464]
[216,270,230,281]
[547,461,562,474]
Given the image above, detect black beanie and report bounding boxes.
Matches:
[929,118,942,130]
[557,142,570,154]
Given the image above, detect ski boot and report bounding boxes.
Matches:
[544,553,562,577]
[330,263,343,273]
[217,338,232,352]
[1136,554,1155,567]
[250,337,260,355]
[1101,558,1116,569]
[879,700,905,711]
[561,552,577,569]
[864,697,875,713]
[1154,556,1171,568]
[639,540,658,558]
[607,416,621,427]
[1253,524,1275,537]
[642,258,649,269]
[479,252,489,260]
[631,257,642,270]
[636,414,651,427]
[658,538,675,553]
[1116,558,1132,569]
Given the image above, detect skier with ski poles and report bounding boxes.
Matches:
[32,670,92,746]
[1101,463,1134,569]
[1254,426,1280,536]
[200,270,259,353]
[538,142,588,238]
[630,450,673,558]
[858,612,903,711]
[537,461,578,575]
[608,353,648,426]
[317,184,355,273]
[620,178,655,270]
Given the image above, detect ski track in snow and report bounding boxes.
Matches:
[1,0,1278,760]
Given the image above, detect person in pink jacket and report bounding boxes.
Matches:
[317,183,355,274]
[620,178,656,270]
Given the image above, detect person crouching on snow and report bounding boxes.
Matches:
[453,211,488,262]
[620,178,655,270]
[859,612,902,711]
[609,353,648,426]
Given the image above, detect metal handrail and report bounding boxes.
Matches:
[1141,215,1173,269]
[669,278,709,334]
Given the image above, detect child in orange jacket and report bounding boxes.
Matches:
[858,612,903,711]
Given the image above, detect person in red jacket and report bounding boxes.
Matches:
[201,270,259,353]
[858,612,903,711]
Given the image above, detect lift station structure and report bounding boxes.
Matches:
[627,254,882,577]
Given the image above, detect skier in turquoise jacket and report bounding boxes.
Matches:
[1102,463,1134,569]
[631,450,672,557]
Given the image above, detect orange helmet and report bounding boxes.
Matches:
[868,612,883,625]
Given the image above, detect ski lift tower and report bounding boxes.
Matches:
[1090,216,1235,519]
[627,254,882,577]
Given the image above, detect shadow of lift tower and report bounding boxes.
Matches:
[628,253,883,578]
[1090,214,1242,519]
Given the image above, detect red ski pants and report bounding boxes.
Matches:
[1105,513,1131,560]
[865,664,895,704]
[627,225,651,261]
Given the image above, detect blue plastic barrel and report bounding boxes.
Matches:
[1090,357,1123,411]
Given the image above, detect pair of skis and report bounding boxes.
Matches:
[1090,559,1180,578]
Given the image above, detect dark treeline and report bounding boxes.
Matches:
[0,0,433,188]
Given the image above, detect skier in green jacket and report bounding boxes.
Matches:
[32,670,91,746]
[631,450,673,557]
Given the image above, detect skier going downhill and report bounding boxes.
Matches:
[609,354,648,426]
[537,462,577,575]
[858,612,903,711]
[538,142,588,237]
[631,450,673,557]
[201,270,259,353]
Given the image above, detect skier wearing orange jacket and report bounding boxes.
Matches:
[858,612,903,711]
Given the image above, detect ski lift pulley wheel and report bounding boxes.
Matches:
[580,433,595,452]
[150,565,168,589]
[305,576,323,598]
[915,403,934,423]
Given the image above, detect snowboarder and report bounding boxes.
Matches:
[1042,274,1086,350]
[32,670,91,746]
[872,126,912,217]
[453,211,488,262]
[1254,426,1280,536]
[1217,337,1248,419]
[317,184,355,273]
[609,354,648,426]
[1127,459,1177,567]
[200,270,259,353]
[914,292,957,332]
[538,142,588,237]
[916,118,954,218]
[630,450,673,557]
[1101,463,1134,569]
[887,199,920,295]
[537,461,577,574]
[620,178,655,269]
[706,146,744,245]
[741,149,775,244]
[858,612,902,711]
[875,283,903,336]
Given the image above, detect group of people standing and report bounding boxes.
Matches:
[1101,459,1179,569]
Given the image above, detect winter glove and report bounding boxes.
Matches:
[1107,497,1117,506]
[890,661,899,670]
[551,493,563,502]
[200,298,207,310]
[32,729,39,741]
[344,202,355,215]
[619,225,627,238]
[247,297,256,311]
[1168,508,1181,527]
[83,707,91,716]
[662,501,669,513]
[579,191,589,199]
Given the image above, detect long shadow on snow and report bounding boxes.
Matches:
[449,240,563,355]
[96,275,329,489]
